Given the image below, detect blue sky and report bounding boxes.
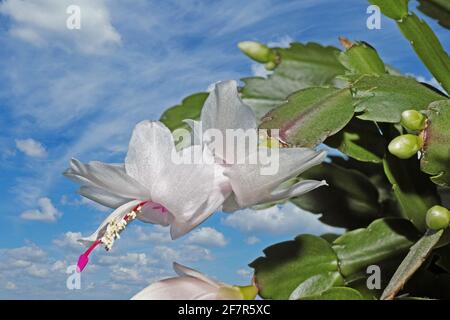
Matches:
[0,0,448,299]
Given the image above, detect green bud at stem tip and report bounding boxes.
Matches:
[238,41,275,64]
[426,205,450,230]
[235,284,258,300]
[388,134,423,159]
[264,61,277,71]
[400,110,427,131]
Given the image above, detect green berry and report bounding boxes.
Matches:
[238,41,275,63]
[426,205,450,230]
[400,110,426,131]
[388,134,423,159]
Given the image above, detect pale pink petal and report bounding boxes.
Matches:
[270,179,328,201]
[138,202,174,226]
[172,263,221,288]
[131,277,218,300]
[65,159,150,208]
[152,145,215,220]
[125,121,175,195]
[225,148,327,209]
[201,81,257,163]
[169,164,231,239]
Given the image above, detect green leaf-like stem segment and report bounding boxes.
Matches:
[160,92,208,131]
[383,153,440,231]
[381,229,444,300]
[421,100,450,187]
[251,218,418,300]
[370,0,450,94]
[259,87,354,147]
[338,38,386,76]
[241,42,346,120]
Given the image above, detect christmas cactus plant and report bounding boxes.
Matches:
[66,0,450,300]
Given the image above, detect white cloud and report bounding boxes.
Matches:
[267,35,294,48]
[5,244,47,262]
[153,244,214,265]
[245,236,260,245]
[135,225,171,244]
[20,197,61,222]
[50,260,68,273]
[5,282,17,290]
[110,266,142,283]
[0,0,121,54]
[186,227,228,247]
[26,264,49,278]
[53,231,83,250]
[97,253,155,267]
[251,63,271,77]
[15,138,47,158]
[222,203,343,235]
[237,268,252,278]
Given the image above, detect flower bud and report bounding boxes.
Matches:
[264,61,277,70]
[400,110,426,131]
[426,205,450,230]
[238,41,275,63]
[235,284,258,300]
[388,134,423,159]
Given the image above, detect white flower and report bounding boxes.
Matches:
[186,80,327,212]
[64,121,230,270]
[131,262,257,300]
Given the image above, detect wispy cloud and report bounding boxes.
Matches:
[222,203,343,236]
[0,0,121,54]
[15,138,47,158]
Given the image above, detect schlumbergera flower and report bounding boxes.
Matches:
[64,121,230,272]
[131,262,258,300]
[184,80,328,212]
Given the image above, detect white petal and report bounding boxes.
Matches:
[78,200,141,246]
[151,145,215,220]
[78,186,131,208]
[225,148,327,208]
[270,179,328,201]
[125,121,176,194]
[169,164,231,239]
[173,263,221,288]
[222,194,241,213]
[131,277,218,300]
[64,159,149,208]
[137,202,174,226]
[201,81,257,163]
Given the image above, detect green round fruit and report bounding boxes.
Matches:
[400,110,426,131]
[388,134,423,159]
[426,205,450,230]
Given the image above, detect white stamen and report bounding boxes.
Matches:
[101,205,142,251]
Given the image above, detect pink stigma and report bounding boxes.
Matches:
[77,239,102,273]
